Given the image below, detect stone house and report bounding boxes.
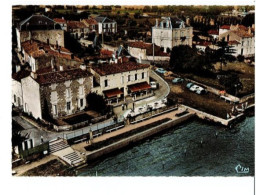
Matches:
[127,41,170,62]
[66,21,89,39]
[20,40,83,72]
[20,65,93,119]
[95,17,117,34]
[90,62,151,105]
[53,17,67,31]
[81,18,98,33]
[219,24,255,57]
[152,17,193,52]
[16,14,65,52]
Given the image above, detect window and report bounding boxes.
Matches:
[67,102,71,111]
[66,88,71,98]
[80,99,83,107]
[128,75,131,82]
[121,76,124,84]
[104,79,108,87]
[135,74,137,81]
[53,105,57,115]
[142,72,145,79]
[51,91,57,102]
[242,41,244,46]
[14,95,16,103]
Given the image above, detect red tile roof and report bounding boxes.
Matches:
[67,21,88,29]
[128,41,169,57]
[104,88,123,98]
[35,68,92,85]
[54,18,66,24]
[92,62,150,76]
[220,25,230,30]
[228,40,240,45]
[128,82,151,92]
[100,49,113,56]
[21,40,82,62]
[208,29,219,35]
[83,18,98,25]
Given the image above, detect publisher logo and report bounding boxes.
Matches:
[235,164,249,174]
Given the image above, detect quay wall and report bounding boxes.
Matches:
[86,113,194,162]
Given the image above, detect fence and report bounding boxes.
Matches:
[64,118,124,140]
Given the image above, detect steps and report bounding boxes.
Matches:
[63,151,84,166]
[49,139,69,153]
[49,138,85,167]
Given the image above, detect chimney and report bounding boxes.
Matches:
[30,72,37,79]
[62,16,64,20]
[16,65,21,72]
[248,26,251,35]
[59,65,63,71]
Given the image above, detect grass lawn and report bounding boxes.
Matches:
[166,78,233,119]
[177,61,254,97]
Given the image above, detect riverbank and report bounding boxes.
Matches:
[15,104,254,176]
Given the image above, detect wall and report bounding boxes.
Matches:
[12,79,23,107]
[19,29,65,50]
[172,27,193,48]
[21,76,42,119]
[40,75,93,118]
[86,113,194,162]
[152,27,172,50]
[98,68,150,96]
[128,47,147,60]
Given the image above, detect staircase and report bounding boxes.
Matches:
[49,138,69,153]
[49,138,85,167]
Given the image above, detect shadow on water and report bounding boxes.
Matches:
[78,116,254,177]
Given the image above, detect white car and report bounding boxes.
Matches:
[150,81,158,89]
[189,85,200,92]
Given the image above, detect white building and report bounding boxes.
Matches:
[95,16,117,34]
[219,24,255,57]
[152,17,193,52]
[91,62,151,105]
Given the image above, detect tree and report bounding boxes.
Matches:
[215,38,236,71]
[86,93,107,114]
[169,45,214,76]
[241,13,255,27]
[219,73,243,96]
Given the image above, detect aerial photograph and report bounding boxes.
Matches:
[11,4,254,178]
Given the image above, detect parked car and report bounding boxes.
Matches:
[150,81,158,89]
[189,84,200,92]
[196,87,207,95]
[164,71,173,77]
[172,78,184,84]
[186,82,194,89]
[155,68,167,74]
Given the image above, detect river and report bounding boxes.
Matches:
[78,116,254,176]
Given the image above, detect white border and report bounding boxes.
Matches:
[1,1,255,195]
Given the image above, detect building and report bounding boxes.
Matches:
[195,41,212,52]
[81,18,98,32]
[95,16,117,34]
[12,69,30,108]
[219,24,255,57]
[127,41,170,62]
[208,29,219,40]
[20,40,83,71]
[16,14,64,51]
[90,62,151,105]
[67,21,89,39]
[53,17,67,31]
[17,65,93,120]
[152,17,193,52]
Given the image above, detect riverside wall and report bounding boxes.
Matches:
[86,113,194,162]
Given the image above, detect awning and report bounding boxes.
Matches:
[104,88,123,98]
[129,82,151,92]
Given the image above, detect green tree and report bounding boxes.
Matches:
[219,73,243,96]
[215,38,236,72]
[86,93,107,114]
